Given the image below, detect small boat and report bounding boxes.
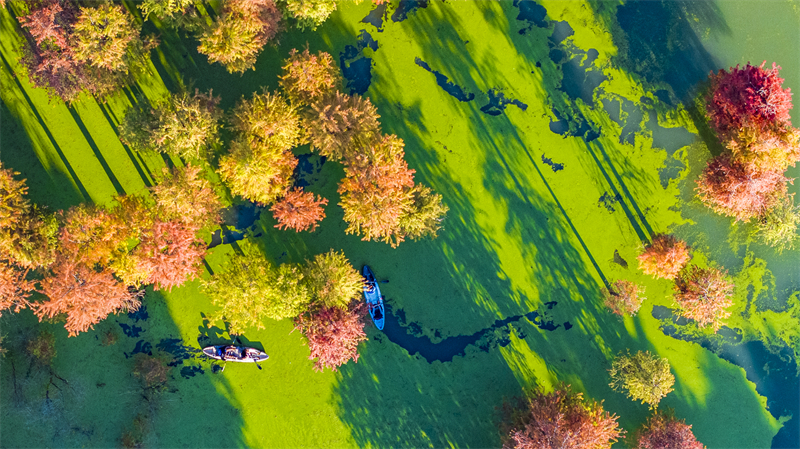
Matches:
[363,265,385,330]
[202,345,269,363]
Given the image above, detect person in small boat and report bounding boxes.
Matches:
[225,346,239,359]
[369,302,383,320]
[364,279,375,292]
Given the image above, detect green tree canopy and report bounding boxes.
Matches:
[609,350,675,409]
[202,247,311,333]
[303,250,363,310]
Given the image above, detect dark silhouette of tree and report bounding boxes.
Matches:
[602,280,645,316]
[305,92,381,161]
[634,411,705,449]
[609,350,674,409]
[270,187,328,232]
[150,164,222,230]
[637,234,691,280]
[674,265,734,331]
[27,329,57,367]
[36,255,141,336]
[695,154,787,222]
[294,301,367,372]
[198,0,281,73]
[279,48,340,105]
[501,386,623,449]
[303,250,362,310]
[119,89,222,160]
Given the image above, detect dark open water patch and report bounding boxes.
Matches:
[124,340,152,358]
[391,0,429,22]
[294,153,326,189]
[127,305,148,322]
[340,30,379,95]
[513,1,605,142]
[415,58,475,102]
[541,154,564,172]
[361,2,388,31]
[598,192,623,213]
[209,202,262,249]
[382,301,571,363]
[480,89,528,116]
[653,306,800,449]
[119,323,144,338]
[513,0,548,34]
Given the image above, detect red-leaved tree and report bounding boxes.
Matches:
[0,261,34,317]
[706,62,793,138]
[501,386,624,449]
[674,265,734,331]
[133,220,206,291]
[602,280,645,316]
[695,154,787,222]
[36,255,141,336]
[294,302,368,372]
[635,411,705,449]
[637,234,691,280]
[270,187,328,232]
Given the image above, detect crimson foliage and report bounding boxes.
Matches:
[707,62,792,137]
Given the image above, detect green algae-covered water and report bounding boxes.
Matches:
[1,1,799,448]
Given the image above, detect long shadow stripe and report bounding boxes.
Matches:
[0,51,90,202]
[97,102,153,187]
[516,143,610,289]
[66,105,126,196]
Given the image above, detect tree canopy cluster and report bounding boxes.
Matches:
[699,62,800,251]
[0,163,221,336]
[202,244,367,371]
[500,386,704,449]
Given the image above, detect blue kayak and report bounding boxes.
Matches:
[362,265,385,330]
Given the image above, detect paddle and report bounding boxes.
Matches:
[234,335,262,371]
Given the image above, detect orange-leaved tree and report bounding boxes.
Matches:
[637,234,691,280]
[501,386,623,449]
[695,154,787,222]
[132,219,206,291]
[0,260,34,317]
[36,255,141,336]
[270,187,328,232]
[279,48,340,106]
[294,301,367,372]
[673,265,735,331]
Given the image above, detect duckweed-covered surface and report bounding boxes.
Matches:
[1,1,799,448]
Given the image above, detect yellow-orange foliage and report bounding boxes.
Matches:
[637,234,691,280]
